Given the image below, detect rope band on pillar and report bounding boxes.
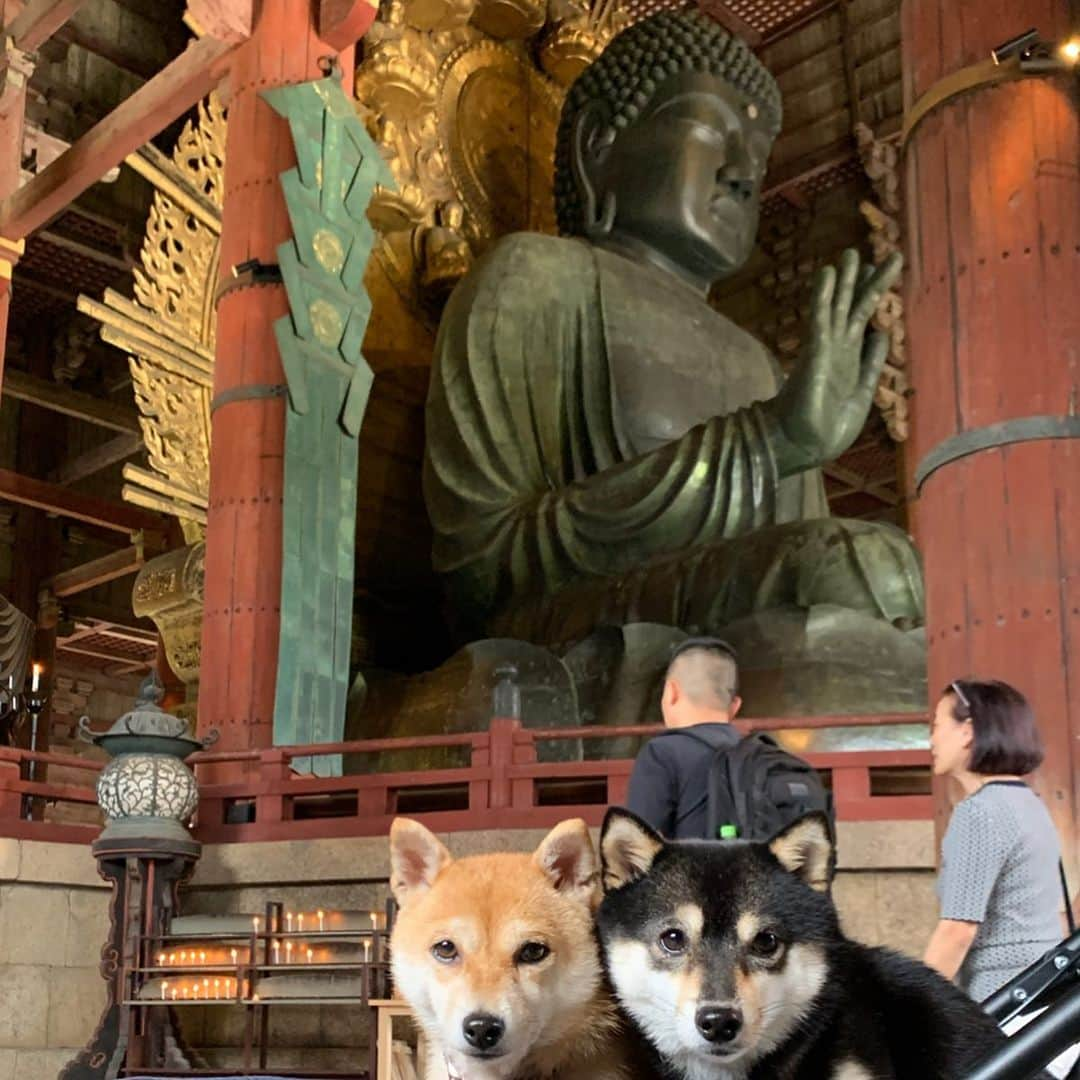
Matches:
[901,53,1070,151]
[215,259,283,304]
[210,383,288,413]
[915,415,1080,491]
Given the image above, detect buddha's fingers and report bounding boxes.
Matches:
[808,263,837,363]
[857,329,890,401]
[847,252,902,333]
[831,249,860,338]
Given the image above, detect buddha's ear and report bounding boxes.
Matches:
[570,101,616,238]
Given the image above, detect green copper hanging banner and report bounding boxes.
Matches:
[263,75,392,776]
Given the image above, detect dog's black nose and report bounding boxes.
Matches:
[462,1013,505,1051]
[695,1005,742,1043]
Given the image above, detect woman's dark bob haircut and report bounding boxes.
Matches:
[944,679,1044,776]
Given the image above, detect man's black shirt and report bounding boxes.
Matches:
[625,722,741,839]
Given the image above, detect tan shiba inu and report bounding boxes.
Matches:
[387,817,636,1080]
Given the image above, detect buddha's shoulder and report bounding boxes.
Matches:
[472,231,595,281]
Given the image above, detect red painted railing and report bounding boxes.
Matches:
[0,714,931,845]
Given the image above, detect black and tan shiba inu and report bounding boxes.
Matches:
[597,808,1006,1080]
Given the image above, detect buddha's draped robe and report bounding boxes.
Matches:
[424,233,923,644]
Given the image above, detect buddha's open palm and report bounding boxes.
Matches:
[770,249,902,473]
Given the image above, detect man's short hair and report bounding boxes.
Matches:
[667,636,739,708]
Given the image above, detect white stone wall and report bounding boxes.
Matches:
[0,839,110,1080]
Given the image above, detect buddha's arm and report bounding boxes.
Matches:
[527,400,783,581]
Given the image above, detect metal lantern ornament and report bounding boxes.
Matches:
[80,672,215,845]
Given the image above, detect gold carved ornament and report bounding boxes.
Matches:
[355,0,627,303]
[77,96,225,543]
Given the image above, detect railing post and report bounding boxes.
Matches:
[488,716,516,811]
[831,765,871,821]
[607,772,629,807]
[510,725,536,810]
[253,749,292,827]
[468,733,491,814]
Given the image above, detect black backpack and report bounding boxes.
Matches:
[702,731,835,843]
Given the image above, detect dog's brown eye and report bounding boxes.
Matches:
[659,928,687,954]
[750,930,780,957]
[431,940,458,962]
[516,941,550,965]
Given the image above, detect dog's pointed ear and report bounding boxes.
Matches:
[534,818,600,904]
[389,817,452,908]
[767,813,835,893]
[600,808,664,892]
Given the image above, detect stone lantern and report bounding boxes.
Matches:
[79,672,214,846]
[63,674,214,1080]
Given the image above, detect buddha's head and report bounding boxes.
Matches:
[555,11,781,286]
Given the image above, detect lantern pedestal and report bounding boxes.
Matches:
[60,837,201,1080]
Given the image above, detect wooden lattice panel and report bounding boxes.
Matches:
[620,0,684,23]
[722,0,832,36]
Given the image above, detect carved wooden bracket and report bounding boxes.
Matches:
[185,0,254,44]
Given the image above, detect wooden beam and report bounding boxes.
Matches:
[49,432,143,485]
[762,117,900,202]
[822,463,898,506]
[6,0,90,52]
[45,545,143,597]
[38,229,130,272]
[0,468,163,533]
[0,34,235,238]
[4,369,141,433]
[318,0,377,49]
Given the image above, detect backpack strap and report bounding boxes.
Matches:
[676,728,740,836]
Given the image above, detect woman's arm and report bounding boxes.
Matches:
[923,918,980,980]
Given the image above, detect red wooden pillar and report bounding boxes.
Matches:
[902,1,1080,886]
[198,3,358,781]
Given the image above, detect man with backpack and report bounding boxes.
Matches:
[625,637,834,842]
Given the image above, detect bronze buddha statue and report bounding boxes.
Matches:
[420,11,925,717]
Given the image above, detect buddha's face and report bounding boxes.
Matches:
[580,72,775,284]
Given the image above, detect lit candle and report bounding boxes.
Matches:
[161,981,168,1001]
[363,939,371,963]
[226,978,233,997]
[179,951,187,965]
[297,913,304,932]
[285,941,293,963]
[192,983,199,1000]
[199,951,207,965]
[253,916,260,934]
[306,948,314,964]
[30,664,41,693]
[214,979,221,999]
[171,989,177,1002]
[369,912,378,930]
[231,948,238,965]
[182,987,189,999]
[317,910,325,932]
[286,912,293,933]
[158,952,166,967]
[203,978,210,997]
[252,992,260,1003]
[272,940,281,964]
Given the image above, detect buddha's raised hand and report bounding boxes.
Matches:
[767,248,902,475]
